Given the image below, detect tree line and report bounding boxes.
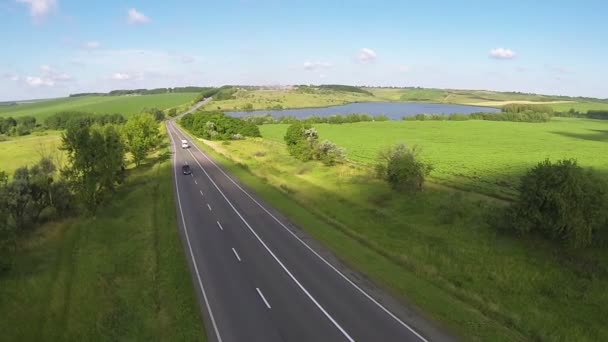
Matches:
[180,111,260,140]
[0,116,38,136]
[242,113,390,125]
[0,111,162,272]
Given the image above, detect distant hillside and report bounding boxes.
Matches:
[69,86,208,97]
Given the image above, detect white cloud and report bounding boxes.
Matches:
[110,72,143,81]
[398,65,410,73]
[16,0,56,18]
[303,61,332,71]
[25,76,54,87]
[357,48,377,63]
[127,8,150,24]
[84,41,100,49]
[489,48,516,60]
[21,65,71,87]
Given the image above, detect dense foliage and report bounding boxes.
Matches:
[375,144,433,192]
[403,111,552,122]
[141,107,165,121]
[283,122,345,165]
[61,122,126,214]
[242,113,389,125]
[502,159,608,248]
[284,122,317,161]
[180,111,261,140]
[0,116,37,136]
[0,159,73,271]
[122,114,161,166]
[44,111,125,130]
[587,110,608,120]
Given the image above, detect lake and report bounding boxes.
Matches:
[227,102,500,120]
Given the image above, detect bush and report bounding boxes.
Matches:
[314,140,346,166]
[375,144,432,192]
[506,159,608,248]
[284,122,316,161]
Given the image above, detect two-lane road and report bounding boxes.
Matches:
[166,119,452,342]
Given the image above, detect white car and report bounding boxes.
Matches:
[181,139,189,149]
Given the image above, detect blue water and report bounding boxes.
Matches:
[227,102,499,120]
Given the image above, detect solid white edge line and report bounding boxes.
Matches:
[231,248,242,262]
[166,123,223,342]
[175,122,428,342]
[217,221,224,231]
[169,124,354,342]
[207,203,212,211]
[256,287,272,309]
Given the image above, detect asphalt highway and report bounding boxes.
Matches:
[166,117,452,342]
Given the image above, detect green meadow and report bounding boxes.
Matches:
[0,131,64,176]
[0,130,204,341]
[0,93,199,120]
[260,118,608,199]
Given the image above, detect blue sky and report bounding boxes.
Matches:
[1,0,607,101]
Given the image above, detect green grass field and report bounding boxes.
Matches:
[0,131,64,176]
[260,118,608,199]
[187,129,608,341]
[0,93,199,120]
[0,132,204,340]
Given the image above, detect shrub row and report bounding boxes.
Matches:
[44,112,126,130]
[403,111,552,123]
[0,116,38,136]
[180,111,260,140]
[242,113,389,125]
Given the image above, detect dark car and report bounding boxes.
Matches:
[182,164,192,175]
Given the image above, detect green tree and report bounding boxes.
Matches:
[284,122,316,161]
[6,167,32,229]
[122,113,160,166]
[28,158,56,223]
[507,159,608,248]
[375,144,432,192]
[61,122,126,214]
[142,107,165,122]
